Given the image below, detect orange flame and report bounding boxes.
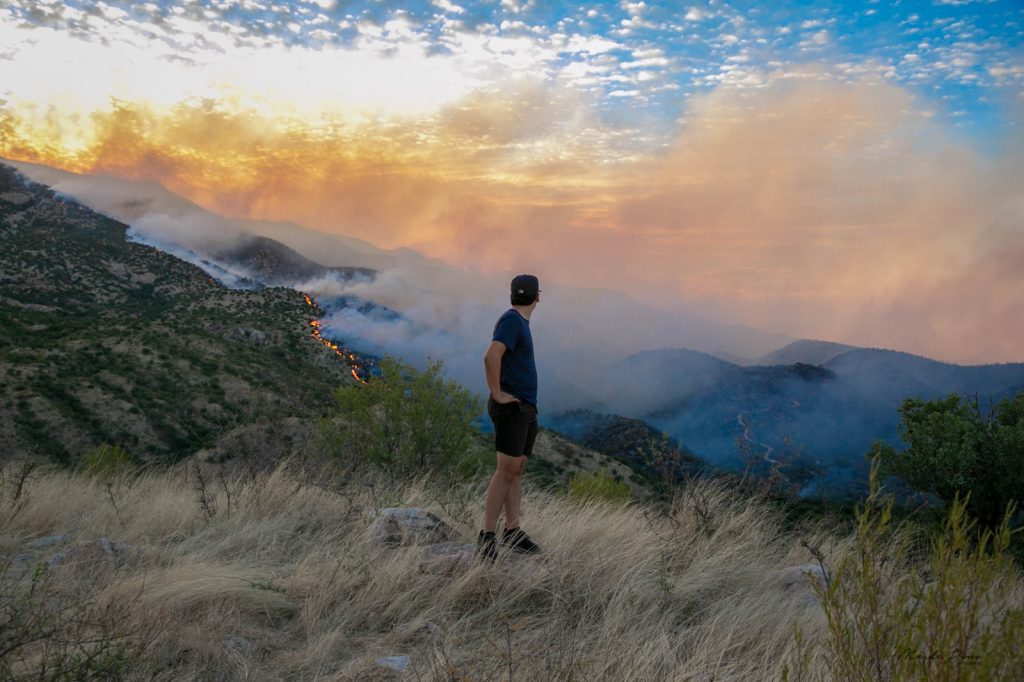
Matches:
[308,313,367,383]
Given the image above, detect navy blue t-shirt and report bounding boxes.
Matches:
[491,309,537,406]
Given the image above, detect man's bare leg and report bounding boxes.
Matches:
[483,452,525,532]
[503,459,526,529]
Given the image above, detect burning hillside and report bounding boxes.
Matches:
[0,163,356,463]
[304,294,370,383]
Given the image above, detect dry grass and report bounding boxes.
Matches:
[0,461,1017,680]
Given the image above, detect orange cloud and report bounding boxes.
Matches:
[2,74,1021,363]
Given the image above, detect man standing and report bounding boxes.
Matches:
[476,274,543,562]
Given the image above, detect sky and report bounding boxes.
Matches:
[1,0,1022,363]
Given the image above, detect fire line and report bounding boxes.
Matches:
[308,318,368,384]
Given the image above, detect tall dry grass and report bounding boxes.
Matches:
[0,461,1019,680]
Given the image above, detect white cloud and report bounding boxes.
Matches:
[563,34,621,54]
[632,47,664,59]
[989,64,1024,79]
[799,30,829,49]
[621,56,669,69]
[433,0,465,15]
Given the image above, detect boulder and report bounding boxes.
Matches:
[224,634,254,656]
[26,533,69,548]
[366,508,452,547]
[375,656,411,673]
[97,538,132,555]
[775,563,827,592]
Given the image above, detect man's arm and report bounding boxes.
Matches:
[484,340,520,403]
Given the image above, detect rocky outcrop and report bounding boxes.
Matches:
[365,508,453,547]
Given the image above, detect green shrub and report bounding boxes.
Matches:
[784,463,1024,681]
[568,470,631,505]
[869,392,1024,529]
[80,444,135,479]
[317,356,483,478]
[0,561,135,678]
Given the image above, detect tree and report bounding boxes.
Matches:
[317,356,483,477]
[868,393,1024,528]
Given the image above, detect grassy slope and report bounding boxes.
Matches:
[7,463,1018,680]
[1,464,837,680]
[0,164,354,463]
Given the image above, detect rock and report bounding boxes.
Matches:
[775,563,827,591]
[26,533,69,548]
[376,656,411,673]
[232,327,267,346]
[97,538,132,554]
[366,508,452,547]
[224,634,254,655]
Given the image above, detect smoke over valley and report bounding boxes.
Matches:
[8,159,1022,497]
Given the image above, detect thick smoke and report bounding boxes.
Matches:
[5,73,1021,363]
[6,158,785,412]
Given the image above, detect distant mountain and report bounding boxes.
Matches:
[212,235,376,286]
[0,163,364,463]
[579,348,741,417]
[551,346,1024,498]
[755,339,858,366]
[543,411,704,483]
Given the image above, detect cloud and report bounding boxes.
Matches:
[2,6,1022,364]
[7,72,1023,365]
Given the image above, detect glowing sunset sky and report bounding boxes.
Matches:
[1,0,1022,363]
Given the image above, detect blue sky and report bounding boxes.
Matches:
[4,0,1020,149]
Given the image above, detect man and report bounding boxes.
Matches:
[475,273,543,562]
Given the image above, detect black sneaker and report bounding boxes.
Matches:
[474,531,498,563]
[502,527,542,554]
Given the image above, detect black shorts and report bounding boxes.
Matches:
[487,398,538,457]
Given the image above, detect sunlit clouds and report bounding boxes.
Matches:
[1,0,1022,363]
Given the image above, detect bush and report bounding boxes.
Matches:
[80,444,135,480]
[868,392,1024,529]
[0,561,135,679]
[317,356,483,478]
[568,470,631,505]
[785,464,1023,681]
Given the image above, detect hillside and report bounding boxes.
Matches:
[755,339,858,366]
[0,164,663,495]
[556,345,1024,497]
[212,235,377,287]
[0,164,364,463]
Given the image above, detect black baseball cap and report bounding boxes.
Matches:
[511,274,540,298]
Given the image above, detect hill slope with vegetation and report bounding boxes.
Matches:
[0,163,357,463]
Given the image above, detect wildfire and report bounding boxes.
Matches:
[309,318,368,383]
[303,294,313,307]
